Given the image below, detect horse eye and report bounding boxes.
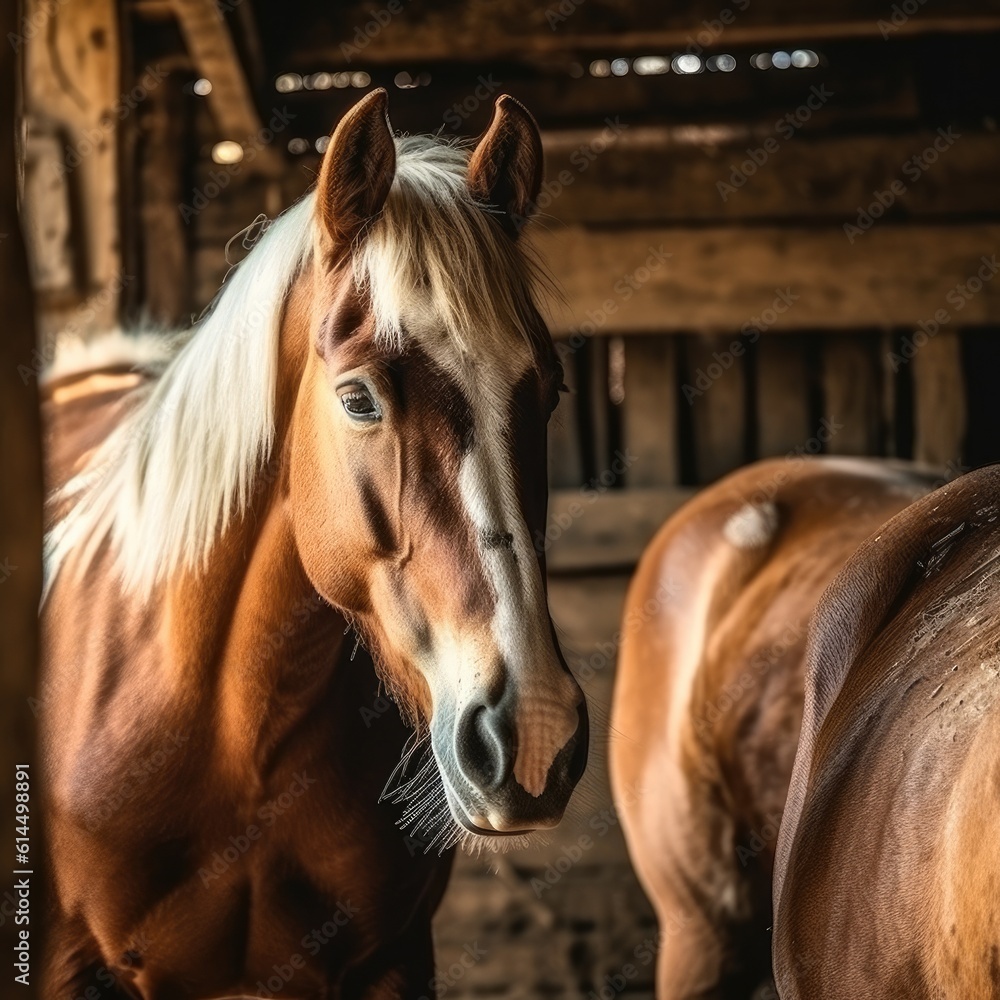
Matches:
[339,385,380,421]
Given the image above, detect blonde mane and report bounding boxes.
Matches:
[44,134,548,600]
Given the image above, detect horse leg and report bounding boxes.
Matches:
[620,768,774,1000]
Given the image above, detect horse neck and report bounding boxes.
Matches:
[163,271,348,781]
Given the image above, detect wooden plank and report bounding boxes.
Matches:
[756,337,810,456]
[169,0,282,176]
[622,336,678,486]
[139,74,190,325]
[0,3,44,987]
[548,344,584,488]
[20,128,75,292]
[285,2,1000,64]
[912,330,967,467]
[531,225,1000,334]
[822,335,881,455]
[687,335,748,483]
[545,488,696,573]
[24,0,122,340]
[541,130,1000,225]
[583,337,611,480]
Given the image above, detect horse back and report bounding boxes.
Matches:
[774,464,1000,1000]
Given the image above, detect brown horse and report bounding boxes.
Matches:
[39,90,587,998]
[609,456,939,998]
[773,464,1000,1000]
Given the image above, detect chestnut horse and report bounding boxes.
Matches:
[39,91,587,998]
[609,456,939,998]
[773,464,1000,1000]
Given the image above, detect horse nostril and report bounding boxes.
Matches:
[456,705,514,793]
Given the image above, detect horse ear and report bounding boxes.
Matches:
[316,88,396,254]
[467,95,543,237]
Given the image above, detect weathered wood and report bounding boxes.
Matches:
[1,1,44,988]
[284,1,1000,65]
[582,337,611,480]
[169,0,282,176]
[546,487,696,573]
[541,130,1000,225]
[687,335,748,483]
[912,330,966,468]
[531,225,1000,334]
[822,335,881,455]
[138,73,190,325]
[548,344,584,489]
[23,0,122,341]
[756,337,811,456]
[20,128,74,292]
[622,336,678,486]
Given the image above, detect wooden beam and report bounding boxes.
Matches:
[531,224,1000,335]
[169,0,282,176]
[545,487,696,573]
[540,130,1000,225]
[138,74,190,325]
[23,0,122,340]
[288,2,1000,65]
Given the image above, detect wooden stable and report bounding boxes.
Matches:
[13,1,1000,996]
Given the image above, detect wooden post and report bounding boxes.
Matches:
[622,336,678,486]
[912,330,966,469]
[688,335,748,483]
[756,336,811,456]
[822,335,881,455]
[1,2,44,992]
[138,72,190,325]
[22,0,123,340]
